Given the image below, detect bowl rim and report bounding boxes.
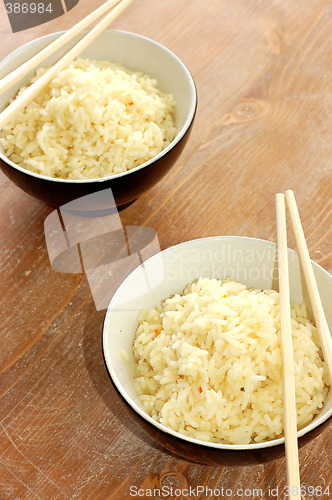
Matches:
[102,235,332,451]
[0,29,197,184]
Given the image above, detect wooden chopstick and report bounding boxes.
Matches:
[285,189,332,384]
[0,0,135,130]
[0,0,122,94]
[276,193,301,500]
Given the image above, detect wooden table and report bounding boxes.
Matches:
[1,0,331,498]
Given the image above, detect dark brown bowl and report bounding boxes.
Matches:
[0,30,197,208]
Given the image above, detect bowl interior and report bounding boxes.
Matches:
[0,30,196,172]
[103,236,332,450]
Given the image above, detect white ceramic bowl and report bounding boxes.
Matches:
[0,30,197,208]
[103,236,332,453]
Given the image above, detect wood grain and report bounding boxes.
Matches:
[0,0,331,498]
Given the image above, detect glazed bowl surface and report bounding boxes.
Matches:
[0,30,197,208]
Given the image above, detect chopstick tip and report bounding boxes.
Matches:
[276,192,285,203]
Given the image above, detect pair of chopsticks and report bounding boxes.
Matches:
[276,189,332,499]
[0,0,135,129]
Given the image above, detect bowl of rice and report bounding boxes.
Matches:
[0,30,197,208]
[102,236,332,462]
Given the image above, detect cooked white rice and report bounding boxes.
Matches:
[0,58,176,179]
[133,278,329,445]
